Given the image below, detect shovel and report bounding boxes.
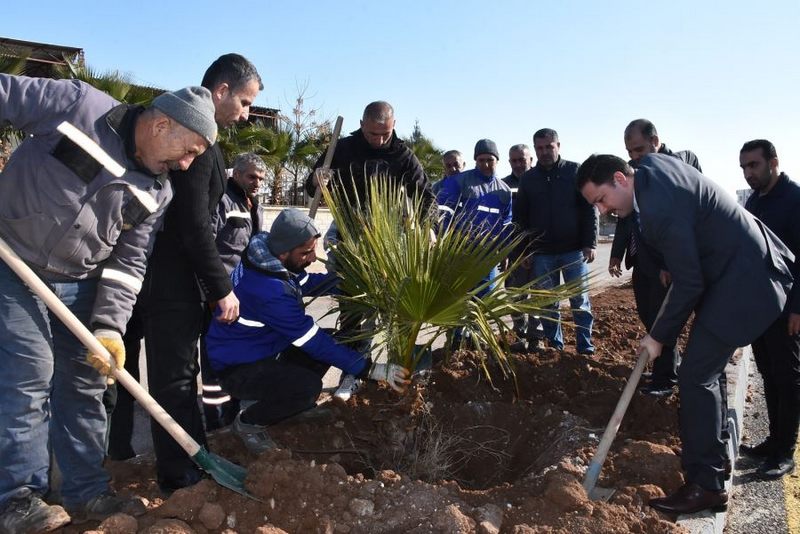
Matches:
[308,115,344,219]
[582,346,651,501]
[0,235,256,498]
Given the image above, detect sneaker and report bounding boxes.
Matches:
[333,374,362,402]
[233,413,278,454]
[66,491,145,524]
[285,405,333,423]
[0,493,70,533]
[758,457,795,479]
[157,467,204,494]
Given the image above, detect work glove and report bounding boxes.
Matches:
[87,329,125,384]
[369,363,411,393]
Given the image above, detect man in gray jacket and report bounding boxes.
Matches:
[200,152,266,427]
[0,74,216,532]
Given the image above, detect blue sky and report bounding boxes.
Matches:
[5,0,799,195]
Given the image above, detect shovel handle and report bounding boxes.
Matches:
[0,235,201,457]
[309,115,344,219]
[582,346,650,495]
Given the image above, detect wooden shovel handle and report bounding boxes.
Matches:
[309,115,344,219]
[582,347,650,494]
[0,235,202,456]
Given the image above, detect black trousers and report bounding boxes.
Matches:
[751,313,800,458]
[678,322,735,491]
[104,306,144,459]
[142,298,207,485]
[632,266,679,385]
[220,346,329,426]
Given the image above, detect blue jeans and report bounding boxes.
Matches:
[532,250,594,353]
[0,262,109,509]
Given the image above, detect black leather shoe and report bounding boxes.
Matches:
[641,383,676,397]
[649,483,728,515]
[759,457,795,479]
[740,440,773,458]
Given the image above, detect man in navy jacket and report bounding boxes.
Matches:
[206,208,409,452]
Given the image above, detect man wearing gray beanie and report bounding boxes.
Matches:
[0,73,219,530]
[136,53,267,493]
[203,209,411,454]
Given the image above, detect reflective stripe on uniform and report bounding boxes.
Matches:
[292,324,319,347]
[126,184,159,213]
[438,205,455,215]
[237,317,265,327]
[202,395,232,405]
[101,268,142,292]
[476,205,500,214]
[226,210,250,219]
[298,274,310,286]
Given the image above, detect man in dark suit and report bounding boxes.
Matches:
[577,153,794,515]
[609,119,703,396]
[139,54,262,492]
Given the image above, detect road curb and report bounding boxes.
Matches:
[677,345,752,534]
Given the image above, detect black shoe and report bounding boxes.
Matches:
[107,446,137,461]
[740,440,774,458]
[758,457,795,479]
[158,466,204,494]
[527,338,546,353]
[641,383,676,397]
[649,482,727,515]
[0,492,70,533]
[509,340,528,353]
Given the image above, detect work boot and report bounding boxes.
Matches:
[66,491,146,524]
[0,492,70,534]
[233,412,278,454]
[333,374,362,402]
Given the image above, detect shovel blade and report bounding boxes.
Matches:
[192,447,261,501]
[589,486,616,502]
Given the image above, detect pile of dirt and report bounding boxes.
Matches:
[84,284,688,533]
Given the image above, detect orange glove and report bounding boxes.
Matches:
[87,329,125,384]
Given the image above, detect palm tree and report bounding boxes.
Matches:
[322,176,583,390]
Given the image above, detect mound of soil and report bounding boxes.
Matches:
[79,284,690,533]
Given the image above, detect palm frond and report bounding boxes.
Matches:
[322,176,589,387]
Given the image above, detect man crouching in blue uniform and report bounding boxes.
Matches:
[205,208,410,452]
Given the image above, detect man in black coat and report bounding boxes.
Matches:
[304,101,433,400]
[609,119,703,396]
[578,153,793,515]
[304,101,433,209]
[140,54,262,492]
[739,139,800,479]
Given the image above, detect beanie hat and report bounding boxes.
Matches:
[151,86,217,144]
[474,139,499,160]
[267,208,321,256]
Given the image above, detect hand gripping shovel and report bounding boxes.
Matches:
[582,346,651,501]
[308,115,344,219]
[0,122,255,498]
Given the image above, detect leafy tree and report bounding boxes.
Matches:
[403,121,444,182]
